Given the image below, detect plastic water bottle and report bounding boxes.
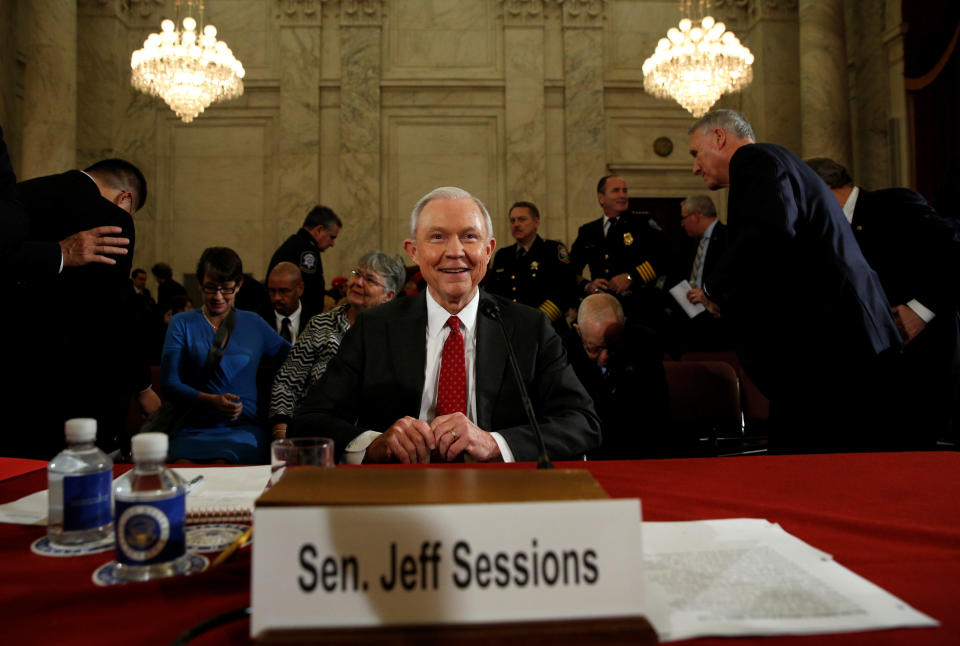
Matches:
[113,433,190,581]
[47,418,113,545]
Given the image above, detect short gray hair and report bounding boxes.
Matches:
[408,186,494,240]
[681,195,717,219]
[357,250,406,295]
[688,109,756,141]
[577,293,625,328]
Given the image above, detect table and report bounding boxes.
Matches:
[2,452,958,645]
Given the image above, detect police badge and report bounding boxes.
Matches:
[623,232,634,246]
[300,251,317,273]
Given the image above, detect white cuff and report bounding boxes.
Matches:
[342,430,381,464]
[489,432,515,463]
[906,299,935,324]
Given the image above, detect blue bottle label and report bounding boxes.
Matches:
[63,471,112,531]
[115,494,186,565]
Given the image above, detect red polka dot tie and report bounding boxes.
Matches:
[436,316,466,416]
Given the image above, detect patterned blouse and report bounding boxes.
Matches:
[269,304,351,422]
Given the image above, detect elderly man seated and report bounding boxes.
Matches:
[291,186,601,463]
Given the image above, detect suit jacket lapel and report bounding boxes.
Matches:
[475,292,508,431]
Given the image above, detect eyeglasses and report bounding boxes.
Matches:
[350,268,384,289]
[201,284,237,295]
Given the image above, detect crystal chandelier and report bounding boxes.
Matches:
[642,1,754,117]
[130,0,245,123]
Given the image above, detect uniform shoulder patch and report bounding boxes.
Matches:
[300,251,318,273]
[557,243,570,264]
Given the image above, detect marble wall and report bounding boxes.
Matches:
[0,0,912,286]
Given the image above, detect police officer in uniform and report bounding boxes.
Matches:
[569,175,673,328]
[267,205,342,316]
[486,201,576,328]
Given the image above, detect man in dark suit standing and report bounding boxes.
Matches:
[672,194,732,353]
[569,175,673,328]
[807,157,960,445]
[11,158,157,458]
[688,110,902,452]
[292,186,601,463]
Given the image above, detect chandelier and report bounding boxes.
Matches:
[642,1,754,117]
[130,0,245,123]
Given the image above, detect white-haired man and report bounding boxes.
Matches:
[292,186,600,463]
[688,109,902,451]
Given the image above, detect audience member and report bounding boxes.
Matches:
[10,156,157,458]
[668,194,733,354]
[152,261,187,314]
[567,293,669,459]
[807,157,960,444]
[161,247,290,463]
[267,205,341,316]
[270,251,405,440]
[290,186,600,463]
[688,109,901,451]
[260,262,316,343]
[485,201,576,330]
[569,175,673,330]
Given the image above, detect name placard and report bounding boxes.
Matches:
[251,499,644,638]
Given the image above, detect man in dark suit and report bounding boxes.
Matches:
[291,186,601,463]
[10,158,157,458]
[267,205,342,317]
[807,157,960,445]
[672,194,732,353]
[688,110,902,452]
[485,200,576,328]
[1,125,131,280]
[569,175,673,328]
[567,293,668,459]
[260,261,318,343]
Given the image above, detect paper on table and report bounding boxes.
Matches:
[642,518,937,642]
[0,465,270,526]
[669,280,705,318]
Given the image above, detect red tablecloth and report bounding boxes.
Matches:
[2,452,958,645]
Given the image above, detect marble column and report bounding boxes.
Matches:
[504,2,548,218]
[21,0,76,177]
[798,0,851,166]
[276,5,322,247]
[339,1,382,260]
[560,1,607,246]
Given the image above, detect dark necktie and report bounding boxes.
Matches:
[280,317,292,343]
[605,216,618,238]
[436,316,466,416]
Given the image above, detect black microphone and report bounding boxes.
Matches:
[479,299,554,469]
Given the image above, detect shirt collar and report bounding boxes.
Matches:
[425,287,479,338]
[703,219,718,239]
[842,186,859,224]
[276,302,302,325]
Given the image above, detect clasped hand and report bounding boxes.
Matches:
[365,413,501,464]
[203,392,242,420]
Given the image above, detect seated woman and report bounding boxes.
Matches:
[162,247,290,463]
[269,250,405,439]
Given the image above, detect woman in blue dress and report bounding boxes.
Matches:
[161,247,290,463]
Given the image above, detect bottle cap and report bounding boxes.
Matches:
[64,418,97,443]
[131,432,169,462]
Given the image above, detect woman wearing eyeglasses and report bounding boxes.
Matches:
[160,247,291,463]
[269,250,406,441]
